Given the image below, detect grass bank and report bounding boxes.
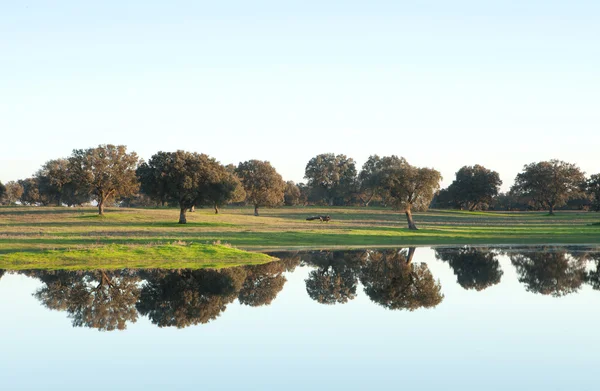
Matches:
[1,206,599,268]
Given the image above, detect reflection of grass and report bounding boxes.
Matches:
[1,206,600,265]
[0,243,274,270]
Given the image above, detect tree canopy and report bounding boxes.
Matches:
[304,153,357,206]
[378,156,441,229]
[236,160,285,216]
[586,174,600,212]
[445,165,502,210]
[68,144,139,215]
[511,160,585,215]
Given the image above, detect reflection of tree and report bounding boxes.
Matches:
[32,270,140,331]
[238,262,288,307]
[435,247,503,291]
[510,250,586,297]
[0,269,5,281]
[136,268,246,328]
[360,248,443,310]
[303,251,364,305]
[584,253,600,290]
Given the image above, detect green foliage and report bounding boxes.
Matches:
[511,160,586,214]
[18,177,51,205]
[69,145,139,214]
[586,174,600,212]
[304,153,357,206]
[283,181,303,206]
[236,160,285,215]
[2,181,23,205]
[0,181,6,204]
[445,165,502,210]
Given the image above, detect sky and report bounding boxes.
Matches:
[1,0,599,191]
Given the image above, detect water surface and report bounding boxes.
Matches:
[1,246,599,390]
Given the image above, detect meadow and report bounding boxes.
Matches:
[1,205,599,269]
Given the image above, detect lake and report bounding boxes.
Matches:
[1,246,599,390]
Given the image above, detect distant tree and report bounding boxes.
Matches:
[510,249,586,297]
[136,152,173,207]
[378,156,442,229]
[238,262,288,306]
[32,270,141,331]
[283,181,302,206]
[435,247,503,291]
[205,167,246,214]
[2,181,24,205]
[585,253,600,290]
[511,160,586,215]
[35,158,83,206]
[236,160,285,216]
[68,145,139,215]
[304,153,357,206]
[0,181,6,204]
[445,165,502,210]
[586,174,600,212]
[357,155,387,207]
[18,177,50,205]
[360,248,444,311]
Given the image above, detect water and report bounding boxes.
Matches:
[1,246,600,390]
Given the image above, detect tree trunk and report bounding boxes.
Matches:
[189,205,195,212]
[98,197,105,215]
[214,204,219,214]
[405,209,418,230]
[549,204,555,215]
[406,247,416,263]
[254,205,259,216]
[179,207,187,224]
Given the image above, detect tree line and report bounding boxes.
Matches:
[3,246,598,331]
[1,145,599,226]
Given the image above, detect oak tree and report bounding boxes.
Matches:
[445,165,502,210]
[304,153,357,206]
[511,160,585,215]
[68,145,139,215]
[236,160,285,216]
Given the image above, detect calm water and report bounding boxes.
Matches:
[2,246,600,390]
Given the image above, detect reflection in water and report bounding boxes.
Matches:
[302,248,444,311]
[303,250,363,304]
[8,246,600,332]
[360,248,444,311]
[435,247,503,291]
[30,270,140,331]
[510,249,587,297]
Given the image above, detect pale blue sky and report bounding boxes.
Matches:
[1,1,599,190]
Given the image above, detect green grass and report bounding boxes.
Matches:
[1,205,599,269]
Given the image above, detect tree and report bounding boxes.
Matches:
[360,248,444,311]
[35,158,85,206]
[0,181,6,204]
[435,247,503,291]
[283,181,302,206]
[304,153,357,206]
[68,145,139,215]
[586,174,600,212]
[145,151,228,223]
[378,156,441,229]
[18,177,50,205]
[445,165,502,210]
[511,160,586,215]
[236,160,285,216]
[357,155,387,207]
[2,181,24,205]
[204,166,246,214]
[136,152,173,207]
[510,249,586,297]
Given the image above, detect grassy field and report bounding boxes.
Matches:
[1,205,599,269]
